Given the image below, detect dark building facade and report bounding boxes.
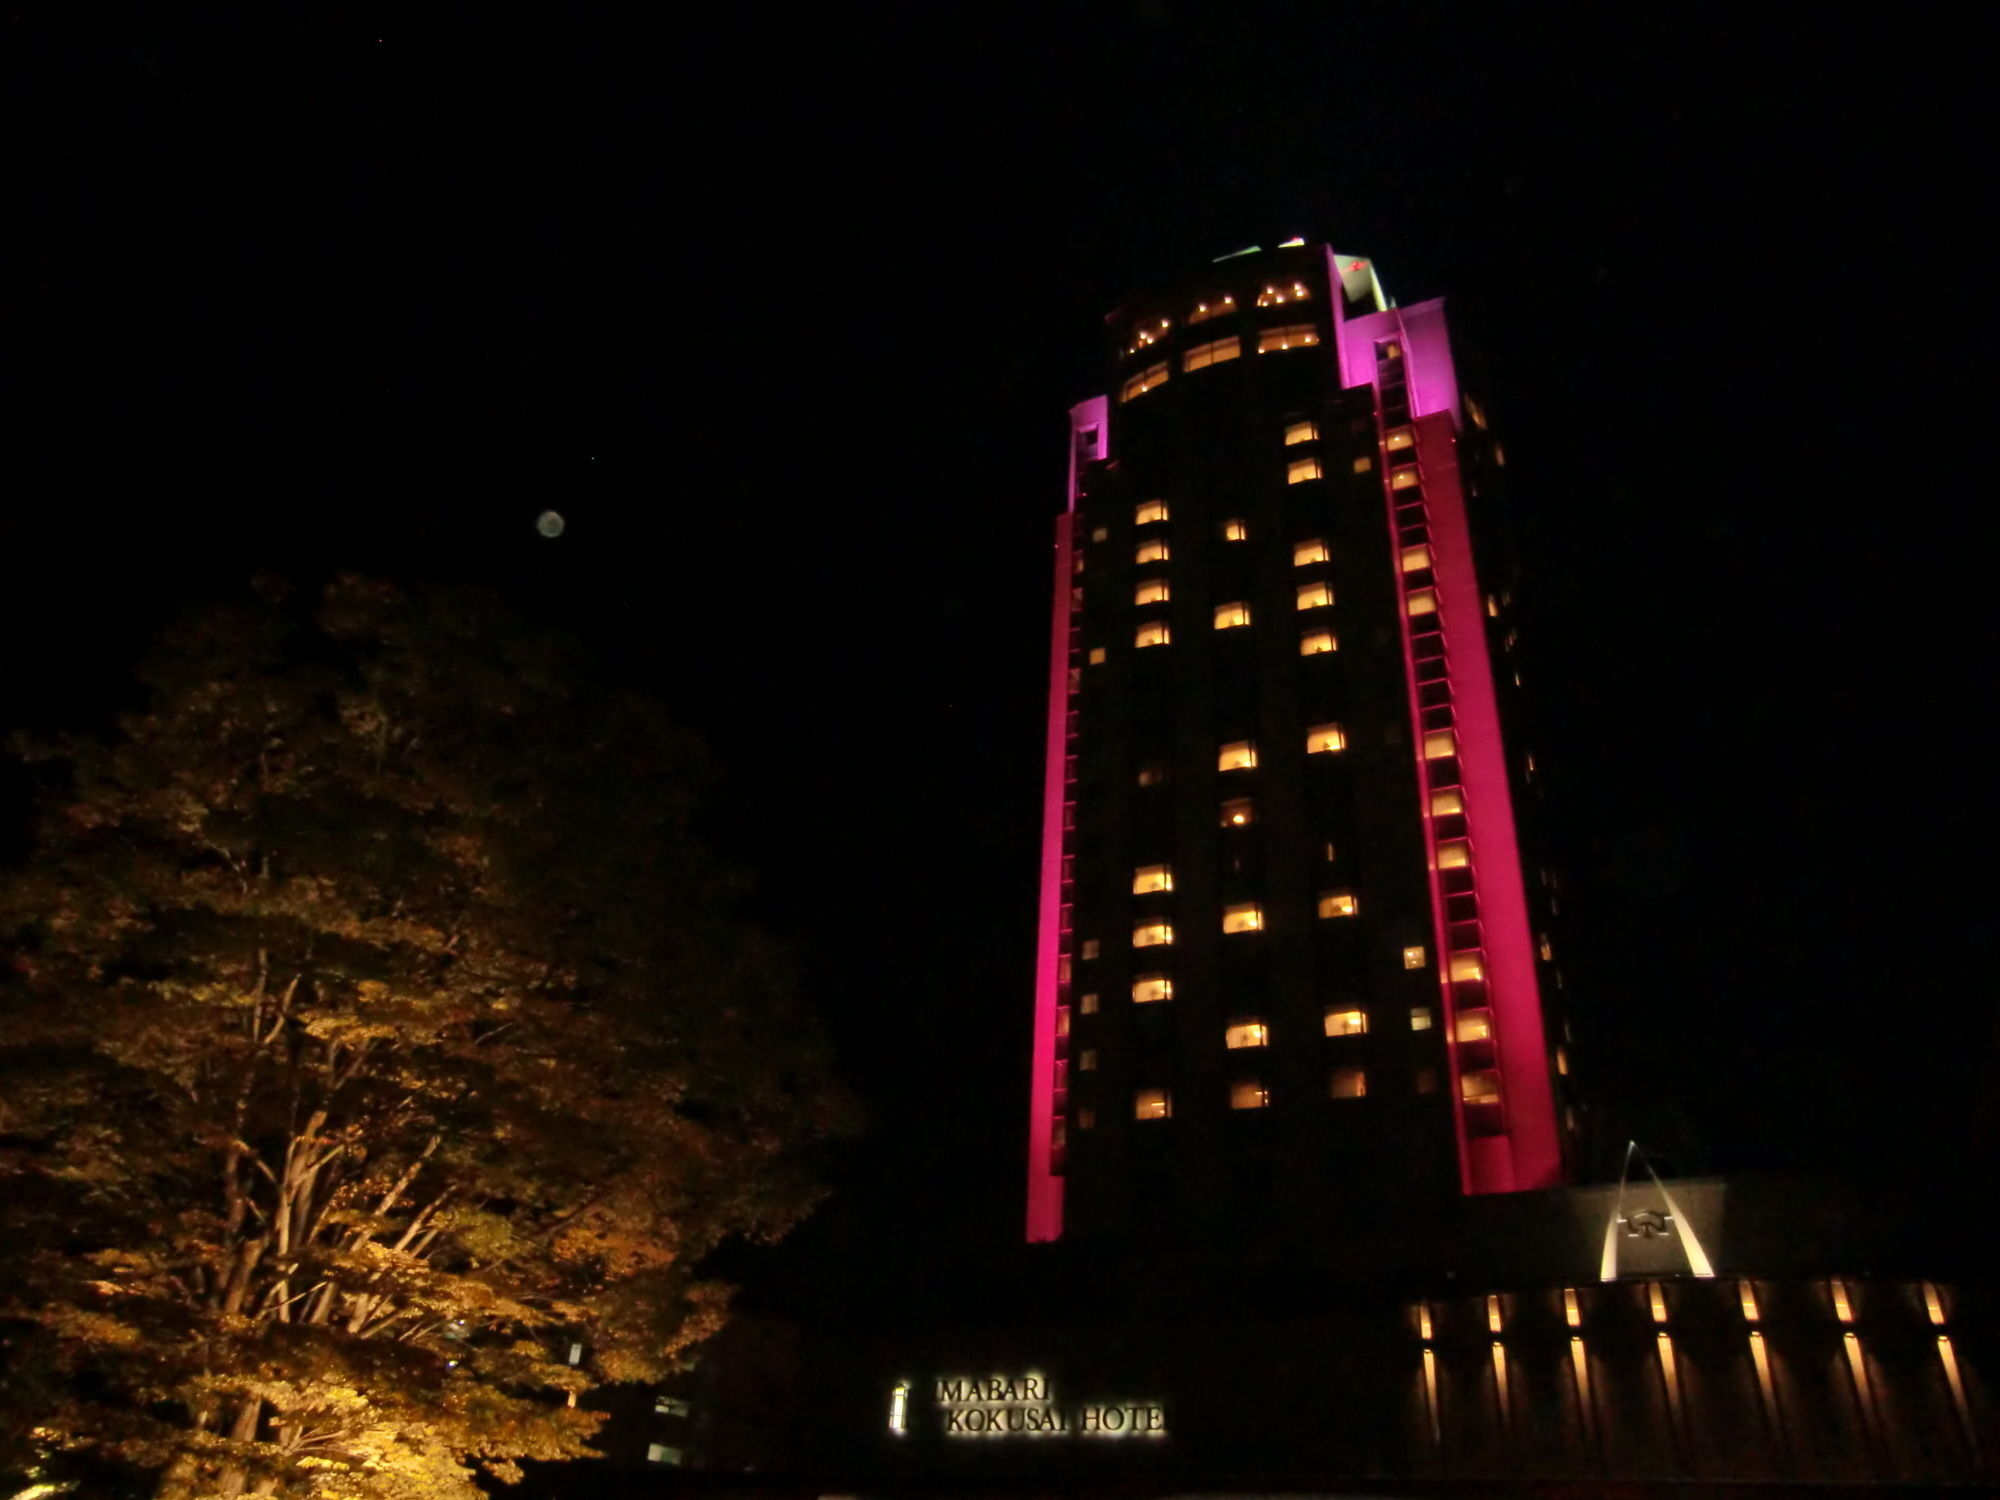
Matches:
[1028,240,1569,1247]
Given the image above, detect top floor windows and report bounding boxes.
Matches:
[1135,499,1170,526]
[1122,319,1172,358]
[1284,420,1319,446]
[1184,336,1242,372]
[1258,323,1320,354]
[1256,280,1311,307]
[1187,293,1237,325]
[1132,864,1174,894]
[1121,362,1170,402]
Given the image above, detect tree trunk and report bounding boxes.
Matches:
[213,1394,264,1498]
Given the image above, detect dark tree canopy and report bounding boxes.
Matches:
[0,576,845,1498]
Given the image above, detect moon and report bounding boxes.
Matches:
[536,510,566,538]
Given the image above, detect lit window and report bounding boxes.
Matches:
[1183,335,1242,372]
[1293,538,1329,566]
[1214,601,1252,630]
[1306,723,1346,754]
[1132,864,1173,894]
[1423,730,1457,760]
[1284,421,1318,446]
[1390,466,1420,491]
[1494,443,1506,467]
[1324,1008,1367,1036]
[1460,1069,1502,1105]
[1132,920,1173,948]
[1223,518,1249,541]
[1299,630,1337,656]
[1406,589,1438,617]
[1286,457,1323,484]
[1486,594,1500,618]
[1297,582,1334,610]
[1430,788,1463,816]
[647,1444,684,1466]
[1380,341,1402,360]
[1135,538,1170,565]
[1224,1020,1269,1049]
[1400,544,1433,572]
[1121,363,1169,402]
[1080,938,1101,960]
[1136,762,1169,786]
[1135,499,1170,525]
[1079,992,1099,1014]
[1556,1046,1570,1076]
[1450,952,1485,983]
[1328,1066,1367,1099]
[1255,280,1311,307]
[1455,1009,1492,1043]
[1187,294,1236,324]
[1539,934,1553,961]
[1217,741,1258,771]
[1091,525,1109,543]
[1230,1080,1270,1110]
[1386,427,1415,452]
[1135,620,1171,648]
[1318,890,1358,919]
[655,1396,692,1417]
[1076,1106,1096,1129]
[1410,1006,1434,1030]
[1132,973,1173,1003]
[1135,577,1170,605]
[1257,322,1320,353]
[1134,1088,1171,1120]
[1222,903,1264,934]
[1220,797,1254,826]
[1078,1048,1098,1072]
[1088,646,1106,665]
[1466,396,1487,429]
[1352,454,1373,473]
[1403,945,1428,970]
[1436,840,1470,870]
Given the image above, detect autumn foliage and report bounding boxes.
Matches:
[0,578,842,1497]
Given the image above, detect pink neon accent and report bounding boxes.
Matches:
[1419,432,1562,1190]
[1330,255,1560,1194]
[1025,511,1073,1242]
[1027,396,1109,1242]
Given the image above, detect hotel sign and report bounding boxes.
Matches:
[893,1372,1166,1439]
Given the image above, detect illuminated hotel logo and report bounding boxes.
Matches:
[907,1372,1166,1439]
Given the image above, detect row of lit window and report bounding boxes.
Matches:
[1119,1070,1367,1120]
[1119,324,1322,401]
[1075,964,1435,1019]
[1115,536,1337,569]
[1125,579,1336,616]
[1123,591,1332,651]
[1124,891,1362,948]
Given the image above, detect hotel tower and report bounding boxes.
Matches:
[1027,239,1572,1245]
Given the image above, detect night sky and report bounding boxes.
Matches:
[6,8,1991,1273]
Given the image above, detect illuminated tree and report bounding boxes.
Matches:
[0,577,843,1498]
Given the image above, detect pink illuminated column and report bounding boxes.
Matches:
[1330,257,1562,1195]
[1026,397,1107,1242]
